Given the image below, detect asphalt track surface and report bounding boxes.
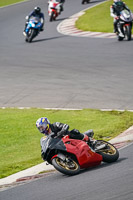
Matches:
[0,0,133,110]
[0,143,133,200]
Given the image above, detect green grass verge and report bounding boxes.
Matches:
[76,0,133,33]
[0,0,25,7]
[0,108,133,178]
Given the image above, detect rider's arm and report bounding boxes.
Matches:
[40,13,45,25]
[110,5,117,18]
[26,11,34,22]
[124,3,130,12]
[28,11,34,19]
[53,122,69,137]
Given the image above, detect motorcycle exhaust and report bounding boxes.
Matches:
[95,144,107,151]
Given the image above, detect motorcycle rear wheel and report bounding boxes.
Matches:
[82,0,90,4]
[52,156,80,175]
[95,140,119,163]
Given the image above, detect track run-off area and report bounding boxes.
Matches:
[0,0,133,110]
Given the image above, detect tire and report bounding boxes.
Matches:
[52,156,80,175]
[25,37,28,42]
[95,140,119,163]
[126,25,132,41]
[118,36,124,41]
[28,29,35,43]
[81,0,85,4]
[50,11,54,22]
[82,0,90,4]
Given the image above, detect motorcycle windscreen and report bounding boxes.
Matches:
[41,136,66,153]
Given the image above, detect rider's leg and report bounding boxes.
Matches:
[23,21,29,35]
[113,18,118,33]
[83,130,97,149]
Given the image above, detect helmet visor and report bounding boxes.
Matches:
[38,124,49,135]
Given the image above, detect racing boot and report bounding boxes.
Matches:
[113,21,118,34]
[83,130,97,149]
[83,134,97,149]
[113,24,117,33]
[82,134,89,142]
[83,129,94,138]
[60,5,64,12]
[88,138,97,150]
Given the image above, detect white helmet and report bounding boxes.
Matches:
[114,0,121,2]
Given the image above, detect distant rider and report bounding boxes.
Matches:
[23,7,44,36]
[36,117,96,149]
[110,0,130,33]
[48,0,65,13]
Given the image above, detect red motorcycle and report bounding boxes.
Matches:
[48,0,62,22]
[41,133,119,175]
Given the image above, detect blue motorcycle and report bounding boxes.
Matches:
[24,17,43,42]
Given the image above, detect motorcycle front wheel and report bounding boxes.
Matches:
[50,11,54,22]
[125,25,132,41]
[27,29,35,43]
[52,156,80,175]
[95,140,119,163]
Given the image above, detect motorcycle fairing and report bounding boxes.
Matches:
[48,2,60,16]
[40,135,67,161]
[120,10,132,22]
[25,19,42,33]
[50,3,59,9]
[62,136,102,169]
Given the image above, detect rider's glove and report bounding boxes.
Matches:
[57,129,66,137]
[57,124,69,137]
[115,16,119,20]
[83,135,89,142]
[25,16,29,20]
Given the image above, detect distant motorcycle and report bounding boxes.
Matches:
[48,0,62,22]
[82,0,90,4]
[41,133,119,176]
[117,9,133,41]
[24,16,43,42]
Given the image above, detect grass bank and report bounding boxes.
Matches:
[0,0,26,7]
[0,108,133,178]
[76,0,133,33]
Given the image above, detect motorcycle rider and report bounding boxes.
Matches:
[48,0,65,13]
[23,7,44,36]
[110,0,130,34]
[36,117,96,147]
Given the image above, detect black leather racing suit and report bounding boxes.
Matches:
[50,122,94,140]
[24,11,44,32]
[110,2,130,32]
